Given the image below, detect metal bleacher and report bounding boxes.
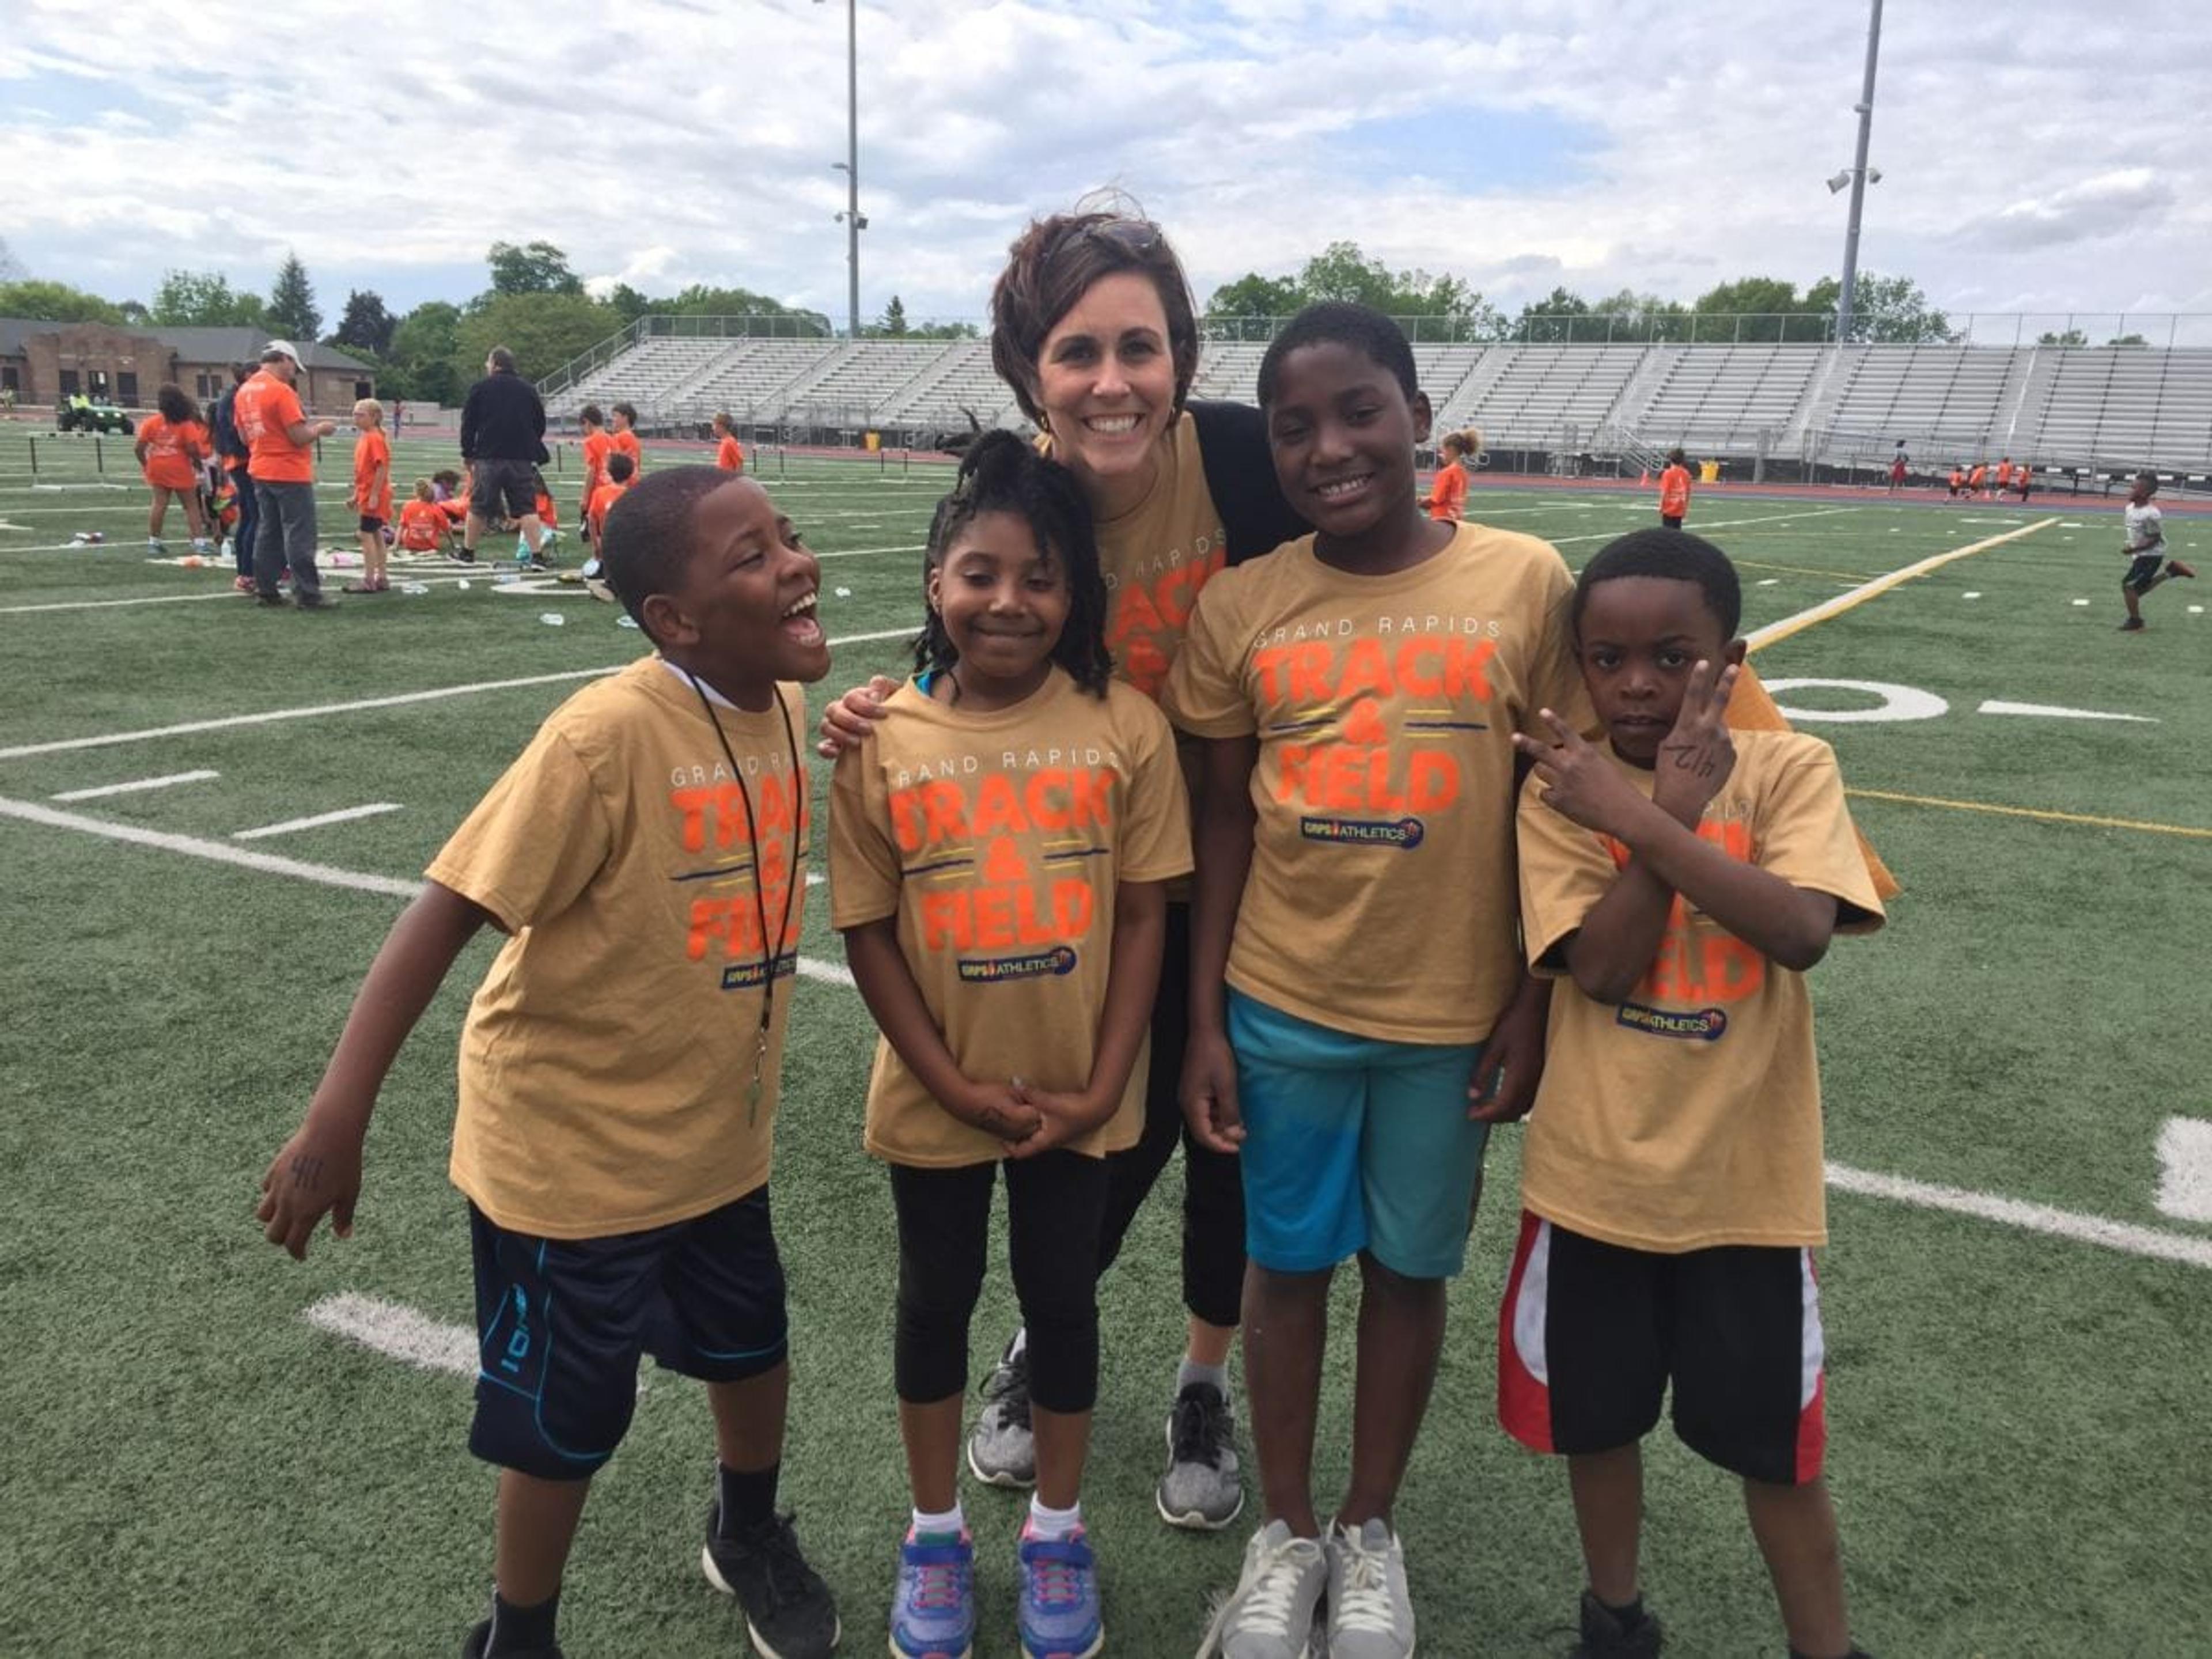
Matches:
[548,325,2212,476]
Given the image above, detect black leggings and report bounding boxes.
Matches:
[1093,903,1247,1328]
[891,1152,1109,1412]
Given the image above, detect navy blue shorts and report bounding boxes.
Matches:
[2124,553,2168,593]
[468,1187,788,1481]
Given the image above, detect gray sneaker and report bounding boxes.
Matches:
[964,1339,1035,1488]
[1157,1380,1244,1530]
[1324,1519,1415,1658]
[1194,1519,1325,1658]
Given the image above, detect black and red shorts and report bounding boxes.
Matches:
[1497,1212,1828,1486]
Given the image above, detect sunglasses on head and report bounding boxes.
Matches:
[1056,217,1166,267]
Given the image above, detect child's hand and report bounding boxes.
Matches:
[815,676,899,758]
[1468,976,1550,1123]
[344,491,358,510]
[1513,711,1646,836]
[256,1118,366,1262]
[1180,1028,1245,1154]
[1001,1080,1115,1160]
[1652,659,1738,822]
[952,1080,1043,1143]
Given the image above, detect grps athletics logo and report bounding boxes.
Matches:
[1616,1002,1729,1041]
[721,953,800,992]
[958,945,1079,983]
[1300,815,1426,850]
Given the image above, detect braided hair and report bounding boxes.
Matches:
[915,430,1114,699]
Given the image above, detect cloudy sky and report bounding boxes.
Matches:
[3,0,2207,336]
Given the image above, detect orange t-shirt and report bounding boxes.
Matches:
[580,429,612,502]
[1426,462,1467,522]
[352,428,392,521]
[1967,465,1986,488]
[1658,464,1692,518]
[611,429,643,476]
[715,435,745,472]
[397,498,449,551]
[1993,461,2013,487]
[137,415,208,491]
[438,491,469,523]
[534,489,559,528]
[588,479,632,542]
[234,369,315,483]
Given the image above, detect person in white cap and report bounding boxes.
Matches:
[234,340,339,608]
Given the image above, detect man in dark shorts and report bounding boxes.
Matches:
[459,346,554,568]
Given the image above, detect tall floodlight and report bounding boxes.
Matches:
[1834,0,1884,342]
[819,0,863,338]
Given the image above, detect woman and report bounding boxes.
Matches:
[820,205,1556,1536]
[135,384,214,555]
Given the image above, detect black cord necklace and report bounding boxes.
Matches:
[683,668,804,1126]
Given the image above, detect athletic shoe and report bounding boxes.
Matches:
[452,548,478,565]
[252,590,290,608]
[522,555,553,573]
[147,537,165,552]
[1016,1520,1102,1659]
[191,537,214,554]
[1194,1520,1326,1658]
[460,1618,564,1658]
[1570,1590,1664,1657]
[232,575,256,594]
[2169,559,2197,579]
[1156,1380,1243,1530]
[891,1526,975,1659]
[700,1504,842,1658]
[579,556,603,580]
[1324,1520,1414,1659]
[967,1340,1036,1488]
[2120,617,2146,631]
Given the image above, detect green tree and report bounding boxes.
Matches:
[487,241,584,297]
[663,283,831,336]
[1516,286,1592,343]
[149,269,267,328]
[266,252,320,341]
[2037,328,2088,347]
[876,294,909,338]
[332,289,397,359]
[387,301,464,404]
[604,282,654,327]
[452,291,623,388]
[1691,276,1822,342]
[1203,245,1503,343]
[1806,272,1952,343]
[2108,332,2148,347]
[0,279,126,324]
[1203,273,1301,340]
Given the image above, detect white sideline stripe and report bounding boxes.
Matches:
[51,768,218,801]
[2154,1119,2212,1223]
[0,792,855,989]
[1827,1162,2212,1270]
[1,589,251,614]
[1978,699,2156,724]
[814,544,920,560]
[1746,519,2055,652]
[305,1291,475,1378]
[0,628,916,761]
[233,802,404,840]
[1551,506,1859,546]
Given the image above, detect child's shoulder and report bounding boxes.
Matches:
[1730,727,1844,807]
[1100,675,1177,743]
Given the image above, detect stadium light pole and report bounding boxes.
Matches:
[819,0,863,338]
[1833,0,1884,343]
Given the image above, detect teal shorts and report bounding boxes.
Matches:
[1228,988,1490,1280]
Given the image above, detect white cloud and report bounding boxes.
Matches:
[3,0,2210,331]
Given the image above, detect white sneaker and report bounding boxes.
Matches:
[1194,1519,1325,1659]
[1324,1519,1415,1659]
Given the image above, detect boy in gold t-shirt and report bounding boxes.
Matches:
[255,468,840,1659]
[1501,528,1884,1659]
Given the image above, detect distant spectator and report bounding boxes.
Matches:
[234,342,339,609]
[458,346,553,569]
[135,383,213,555]
[1657,446,1692,528]
[210,363,260,592]
[578,404,612,542]
[1888,442,1908,494]
[609,401,643,479]
[713,411,746,474]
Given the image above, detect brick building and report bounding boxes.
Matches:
[0,320,374,415]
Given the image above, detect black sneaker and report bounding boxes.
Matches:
[453,548,478,565]
[701,1505,841,1658]
[2120,617,2146,631]
[293,593,340,611]
[460,1618,565,1658]
[253,590,290,608]
[1570,1590,1664,1657]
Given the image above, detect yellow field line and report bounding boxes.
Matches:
[1847,788,2212,839]
[1747,518,2058,653]
[1734,558,1879,581]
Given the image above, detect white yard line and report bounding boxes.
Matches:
[1828,1162,2212,1270]
[1550,506,1862,546]
[233,802,404,840]
[0,589,251,614]
[2154,1119,2212,1224]
[814,544,921,560]
[51,768,218,801]
[0,791,854,989]
[1747,520,2056,652]
[305,1292,475,1378]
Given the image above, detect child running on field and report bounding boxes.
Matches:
[1498,527,1885,1659]
[135,383,214,554]
[715,410,747,473]
[1424,427,1476,521]
[1657,447,1692,528]
[1171,302,1582,1659]
[2117,469,2196,631]
[256,465,841,1659]
[831,431,1193,1659]
[344,399,393,593]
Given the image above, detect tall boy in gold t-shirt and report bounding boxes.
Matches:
[255,469,842,1659]
[1501,528,1884,1659]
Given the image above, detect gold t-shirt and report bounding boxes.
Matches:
[1162,524,1588,1044]
[430,660,809,1238]
[1092,416,1230,699]
[828,669,1194,1166]
[1516,730,1885,1252]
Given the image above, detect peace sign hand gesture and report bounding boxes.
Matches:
[1511,709,1646,837]
[1652,658,1739,823]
